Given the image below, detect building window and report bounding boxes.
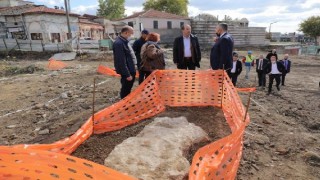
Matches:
[180,22,184,28]
[167,21,172,29]
[153,21,158,29]
[51,33,61,43]
[139,23,142,31]
[128,21,134,27]
[30,33,43,40]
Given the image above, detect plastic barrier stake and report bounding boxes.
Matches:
[243,92,252,122]
[92,78,96,124]
[243,78,255,122]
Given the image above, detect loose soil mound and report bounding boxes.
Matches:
[72,106,231,165]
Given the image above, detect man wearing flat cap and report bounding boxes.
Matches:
[133,29,149,84]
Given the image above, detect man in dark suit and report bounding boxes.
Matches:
[113,26,136,99]
[279,54,291,86]
[255,54,269,87]
[173,24,201,70]
[210,23,234,70]
[264,55,285,95]
[227,52,242,86]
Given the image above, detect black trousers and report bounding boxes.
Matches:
[257,70,266,86]
[138,70,146,84]
[177,58,196,70]
[268,74,281,93]
[139,71,152,84]
[228,72,238,86]
[120,72,136,99]
[281,72,287,85]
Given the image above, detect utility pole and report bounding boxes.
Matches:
[64,0,72,39]
[269,21,278,40]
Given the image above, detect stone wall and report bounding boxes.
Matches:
[191,20,267,48]
[153,28,182,44]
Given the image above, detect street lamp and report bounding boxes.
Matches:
[269,21,278,40]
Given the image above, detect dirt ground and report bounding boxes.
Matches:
[0,49,319,180]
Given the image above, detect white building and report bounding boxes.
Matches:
[115,9,190,43]
[23,6,79,43]
[0,3,80,43]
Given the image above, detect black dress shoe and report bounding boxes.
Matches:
[276,86,280,91]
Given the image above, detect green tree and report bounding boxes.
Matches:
[299,16,320,44]
[192,13,218,21]
[97,0,125,20]
[143,0,189,17]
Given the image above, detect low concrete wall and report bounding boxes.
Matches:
[152,28,181,45]
[0,38,99,52]
[191,20,267,48]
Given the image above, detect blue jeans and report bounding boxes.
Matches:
[245,62,251,79]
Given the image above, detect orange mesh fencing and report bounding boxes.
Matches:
[97,65,139,78]
[0,146,135,180]
[237,87,256,92]
[0,70,253,180]
[12,117,93,154]
[47,59,68,70]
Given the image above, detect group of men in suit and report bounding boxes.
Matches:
[173,23,233,71]
[114,23,291,99]
[172,22,293,95]
[255,52,291,95]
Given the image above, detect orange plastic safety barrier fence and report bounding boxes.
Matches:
[0,146,135,180]
[237,87,256,92]
[47,59,68,70]
[97,65,139,78]
[0,70,253,180]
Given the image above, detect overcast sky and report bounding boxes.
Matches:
[33,0,320,33]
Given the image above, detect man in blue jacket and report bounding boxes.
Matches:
[113,26,135,99]
[210,23,234,70]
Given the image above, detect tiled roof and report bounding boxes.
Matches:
[0,5,79,17]
[0,4,36,15]
[24,6,79,16]
[119,9,189,20]
[83,14,99,20]
[79,17,103,26]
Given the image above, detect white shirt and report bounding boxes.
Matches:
[271,63,281,74]
[231,61,237,73]
[258,59,263,70]
[183,36,192,57]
